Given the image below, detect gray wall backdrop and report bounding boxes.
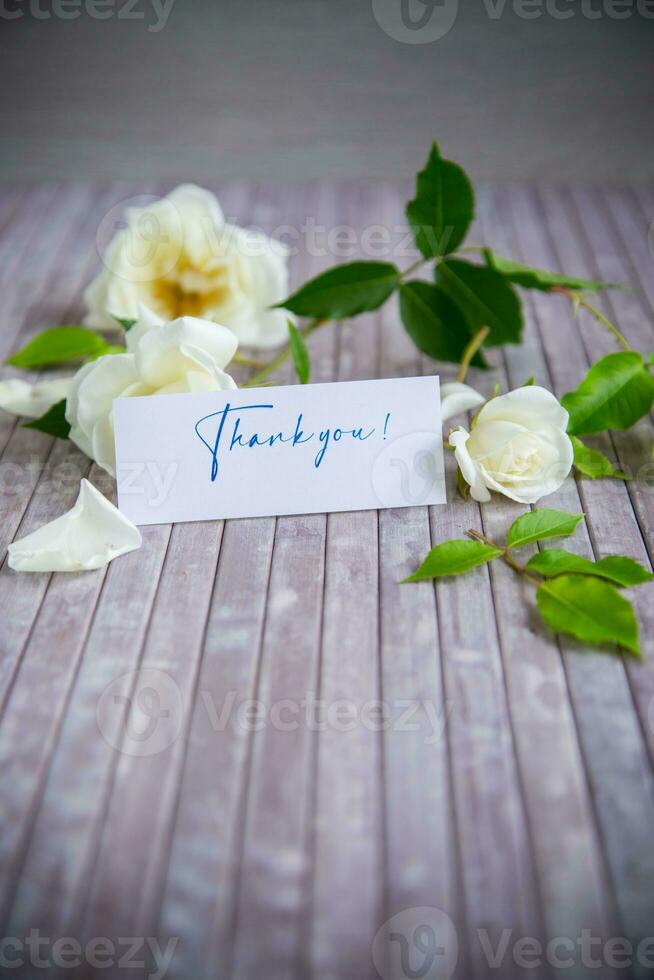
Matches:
[0,0,652,182]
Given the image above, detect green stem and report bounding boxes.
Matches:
[243,248,466,388]
[453,245,486,255]
[233,352,267,370]
[244,317,327,388]
[467,528,540,586]
[456,326,490,383]
[399,250,481,281]
[554,287,631,352]
[399,257,429,281]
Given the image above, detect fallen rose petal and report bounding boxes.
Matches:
[440,382,486,423]
[0,376,73,418]
[7,479,141,572]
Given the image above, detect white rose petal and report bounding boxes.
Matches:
[449,428,492,502]
[449,385,573,505]
[124,303,165,351]
[85,184,292,349]
[66,314,237,476]
[0,376,73,418]
[440,382,486,423]
[7,479,141,573]
[477,384,569,431]
[134,316,238,388]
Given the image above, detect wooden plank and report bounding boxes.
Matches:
[492,183,654,963]
[0,185,108,679]
[0,181,653,980]
[156,184,314,980]
[77,185,290,964]
[0,185,147,931]
[470,188,622,965]
[0,185,71,467]
[427,195,546,980]
[228,184,329,980]
[3,185,238,960]
[0,185,172,936]
[604,186,654,322]
[374,182,460,954]
[308,183,383,980]
[584,187,654,770]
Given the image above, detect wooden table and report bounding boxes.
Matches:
[0,182,653,980]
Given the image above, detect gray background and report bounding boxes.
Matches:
[0,0,652,182]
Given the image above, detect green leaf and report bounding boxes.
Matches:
[562,351,654,436]
[522,376,536,387]
[6,326,114,369]
[277,261,400,318]
[536,574,642,656]
[406,143,474,259]
[507,508,584,549]
[399,281,486,366]
[113,316,137,331]
[571,435,629,480]
[287,320,311,384]
[436,259,523,346]
[648,352,654,366]
[403,539,501,582]
[526,550,653,587]
[22,399,71,440]
[483,250,614,292]
[456,465,470,500]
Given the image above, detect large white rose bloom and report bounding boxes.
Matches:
[449,386,573,504]
[66,312,237,476]
[84,184,291,349]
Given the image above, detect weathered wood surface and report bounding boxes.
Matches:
[0,183,653,980]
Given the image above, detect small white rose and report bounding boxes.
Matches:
[66,313,238,476]
[440,381,485,423]
[85,184,292,349]
[0,376,73,418]
[449,385,573,504]
[8,479,141,573]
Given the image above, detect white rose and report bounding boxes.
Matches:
[449,386,573,504]
[84,184,291,349]
[66,313,237,476]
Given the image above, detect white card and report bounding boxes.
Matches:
[114,376,446,525]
